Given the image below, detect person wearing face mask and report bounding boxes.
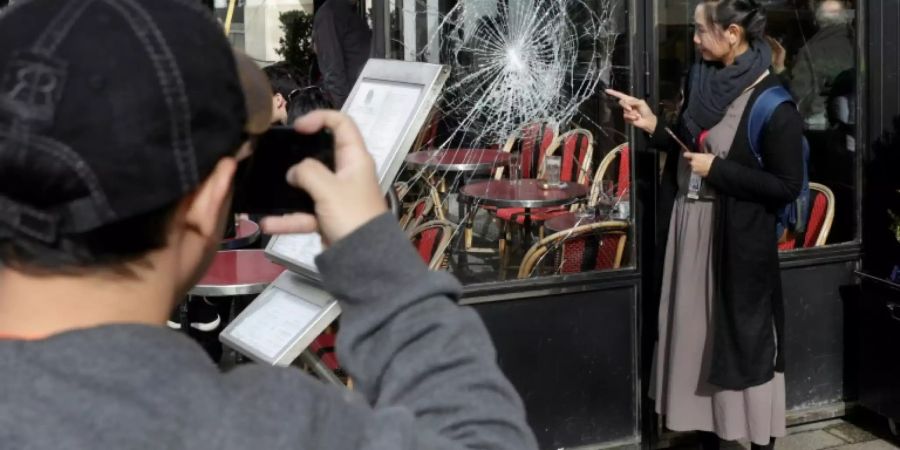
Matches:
[607,1,804,449]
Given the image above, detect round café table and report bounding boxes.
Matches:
[178,249,285,365]
[405,148,511,226]
[459,179,588,247]
[459,179,588,209]
[404,148,510,175]
[189,249,284,297]
[179,249,284,338]
[220,218,261,250]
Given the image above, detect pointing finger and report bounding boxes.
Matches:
[605,89,634,102]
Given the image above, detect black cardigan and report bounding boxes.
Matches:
[650,74,805,390]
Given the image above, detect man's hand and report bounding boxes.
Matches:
[261,110,387,243]
[605,89,659,135]
[683,152,716,178]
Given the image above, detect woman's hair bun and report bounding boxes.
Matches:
[706,0,768,42]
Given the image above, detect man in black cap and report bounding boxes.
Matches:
[0,1,537,449]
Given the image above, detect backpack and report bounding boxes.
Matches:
[747,86,811,239]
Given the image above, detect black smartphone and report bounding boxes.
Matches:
[233,126,335,215]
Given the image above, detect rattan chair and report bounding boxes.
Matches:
[494,121,560,180]
[517,220,629,279]
[778,181,836,250]
[409,220,456,270]
[593,142,630,198]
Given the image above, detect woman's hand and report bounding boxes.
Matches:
[605,89,658,134]
[683,152,716,177]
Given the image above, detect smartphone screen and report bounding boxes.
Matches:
[233,126,335,215]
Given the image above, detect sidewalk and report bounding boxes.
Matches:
[664,411,899,449]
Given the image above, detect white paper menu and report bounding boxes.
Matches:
[346,80,423,178]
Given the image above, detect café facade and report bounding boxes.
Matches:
[218,0,896,447]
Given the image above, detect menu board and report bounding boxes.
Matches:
[346,80,423,179]
[266,60,448,279]
[220,271,341,366]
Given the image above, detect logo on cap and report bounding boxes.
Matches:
[0,51,67,127]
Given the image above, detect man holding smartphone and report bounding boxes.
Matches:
[0,1,537,449]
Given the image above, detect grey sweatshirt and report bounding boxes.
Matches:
[0,214,538,450]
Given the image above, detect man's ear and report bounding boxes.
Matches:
[274,93,286,109]
[183,158,237,239]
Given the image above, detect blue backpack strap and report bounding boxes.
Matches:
[747,86,795,167]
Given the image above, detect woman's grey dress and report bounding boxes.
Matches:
[650,88,786,445]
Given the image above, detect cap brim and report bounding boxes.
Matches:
[233,50,273,135]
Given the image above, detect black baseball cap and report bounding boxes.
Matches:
[0,0,271,244]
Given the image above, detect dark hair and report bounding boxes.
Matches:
[262,62,303,99]
[286,85,333,123]
[0,203,179,272]
[0,140,181,271]
[703,0,767,42]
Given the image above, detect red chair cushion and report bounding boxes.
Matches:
[803,191,828,248]
[517,124,556,179]
[309,332,341,371]
[777,190,828,250]
[560,133,590,183]
[414,228,441,264]
[495,207,569,224]
[413,199,431,219]
[514,208,569,224]
[494,207,526,221]
[778,237,797,251]
[616,145,631,197]
[559,233,622,273]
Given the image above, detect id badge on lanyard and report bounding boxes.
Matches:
[668,128,708,200]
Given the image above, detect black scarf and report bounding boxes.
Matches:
[682,39,773,139]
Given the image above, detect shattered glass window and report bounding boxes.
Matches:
[388,0,634,284]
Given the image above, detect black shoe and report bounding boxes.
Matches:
[751,439,775,450]
[167,299,221,332]
[698,432,721,450]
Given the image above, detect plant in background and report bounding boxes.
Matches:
[276,10,315,83]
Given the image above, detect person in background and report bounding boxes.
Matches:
[313,0,372,108]
[0,2,538,449]
[787,0,855,131]
[262,62,303,125]
[780,0,856,241]
[607,1,803,449]
[287,85,333,124]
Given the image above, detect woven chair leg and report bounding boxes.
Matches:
[499,223,514,275]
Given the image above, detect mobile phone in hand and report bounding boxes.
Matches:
[232,126,335,215]
[665,127,694,153]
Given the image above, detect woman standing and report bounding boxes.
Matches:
[607,1,804,449]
